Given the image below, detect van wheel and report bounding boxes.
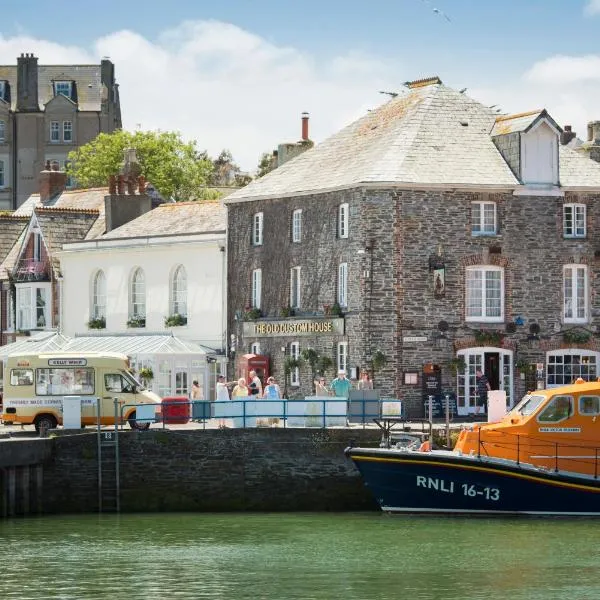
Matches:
[34,414,57,433]
[127,411,150,431]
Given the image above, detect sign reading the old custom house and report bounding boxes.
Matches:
[243,318,345,338]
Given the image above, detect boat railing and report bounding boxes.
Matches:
[476,428,600,477]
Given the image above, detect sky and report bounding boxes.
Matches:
[2,0,600,171]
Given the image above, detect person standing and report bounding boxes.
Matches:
[232,378,250,398]
[314,376,330,396]
[357,372,373,390]
[191,380,202,400]
[215,375,234,428]
[475,369,491,416]
[330,370,353,398]
[248,370,263,398]
[263,376,281,426]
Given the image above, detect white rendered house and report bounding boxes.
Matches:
[58,201,227,399]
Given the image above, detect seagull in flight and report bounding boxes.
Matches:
[419,0,452,22]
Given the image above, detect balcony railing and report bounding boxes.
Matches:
[13,258,51,282]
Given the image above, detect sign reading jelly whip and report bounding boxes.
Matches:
[243,318,345,338]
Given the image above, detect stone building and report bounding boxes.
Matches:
[0,53,121,209]
[225,76,600,417]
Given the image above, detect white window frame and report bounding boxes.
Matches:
[6,287,14,331]
[63,121,72,143]
[251,268,262,309]
[250,342,261,355]
[15,283,51,330]
[91,270,106,320]
[563,203,586,238]
[0,159,4,188]
[337,342,348,374]
[171,265,187,317]
[471,201,497,236]
[292,209,302,243]
[337,262,348,308]
[50,121,60,143]
[290,266,301,310]
[54,81,72,98]
[0,82,5,101]
[0,120,5,143]
[563,264,588,324]
[252,212,264,246]
[33,232,42,262]
[129,268,146,319]
[338,203,349,238]
[465,265,504,322]
[290,341,300,387]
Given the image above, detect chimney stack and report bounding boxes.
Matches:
[39,161,67,204]
[560,125,576,146]
[587,121,600,143]
[301,112,310,141]
[16,53,39,112]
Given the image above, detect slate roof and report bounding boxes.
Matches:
[35,208,100,276]
[100,201,226,240]
[225,82,600,202]
[15,188,107,239]
[0,221,27,280]
[0,64,105,112]
[0,215,28,264]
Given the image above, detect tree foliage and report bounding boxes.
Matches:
[209,149,252,187]
[67,130,214,201]
[257,152,276,178]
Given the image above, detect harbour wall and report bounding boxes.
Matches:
[1,429,381,517]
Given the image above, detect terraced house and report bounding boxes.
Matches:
[0,53,121,209]
[225,76,600,417]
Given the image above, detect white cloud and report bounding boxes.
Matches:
[0,22,399,172]
[584,0,600,15]
[1,23,600,173]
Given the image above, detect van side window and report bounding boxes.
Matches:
[10,369,33,386]
[36,368,95,396]
[538,395,573,423]
[105,374,134,394]
[579,396,600,415]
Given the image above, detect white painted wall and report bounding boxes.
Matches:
[521,121,558,185]
[59,234,226,350]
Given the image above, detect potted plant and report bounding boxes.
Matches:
[330,302,343,317]
[474,330,504,346]
[164,314,188,327]
[318,355,333,375]
[88,317,106,330]
[127,316,146,328]
[563,330,591,345]
[449,357,467,376]
[280,306,295,317]
[139,367,154,386]
[244,308,262,320]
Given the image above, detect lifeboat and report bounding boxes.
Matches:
[345,378,600,516]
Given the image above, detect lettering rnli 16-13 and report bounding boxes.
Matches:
[416,476,500,501]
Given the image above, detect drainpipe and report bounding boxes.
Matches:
[57,275,63,333]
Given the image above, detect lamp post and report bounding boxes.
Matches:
[281,345,288,399]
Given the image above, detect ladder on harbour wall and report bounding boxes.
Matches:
[97,399,120,513]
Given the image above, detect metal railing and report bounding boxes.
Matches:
[13,258,50,282]
[118,397,405,430]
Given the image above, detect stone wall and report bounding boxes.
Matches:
[1,429,380,517]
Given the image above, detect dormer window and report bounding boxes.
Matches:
[54,81,72,98]
[521,120,559,186]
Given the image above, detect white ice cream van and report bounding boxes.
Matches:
[2,352,161,432]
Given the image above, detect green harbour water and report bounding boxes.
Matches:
[1,512,600,600]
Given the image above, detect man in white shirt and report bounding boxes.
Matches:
[216,375,233,401]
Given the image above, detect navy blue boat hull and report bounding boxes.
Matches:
[347,448,600,515]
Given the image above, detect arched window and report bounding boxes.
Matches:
[171,265,187,316]
[130,268,146,319]
[91,270,106,320]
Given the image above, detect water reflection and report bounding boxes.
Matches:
[1,513,600,599]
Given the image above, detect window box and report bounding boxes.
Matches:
[164,314,188,327]
[127,316,146,328]
[330,302,343,317]
[245,308,262,320]
[88,317,106,330]
[473,329,504,346]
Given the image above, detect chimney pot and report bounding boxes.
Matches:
[560,124,576,146]
[301,112,310,141]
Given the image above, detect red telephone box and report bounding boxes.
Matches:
[237,354,270,385]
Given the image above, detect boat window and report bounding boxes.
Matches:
[579,395,600,416]
[514,394,546,416]
[538,395,573,423]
